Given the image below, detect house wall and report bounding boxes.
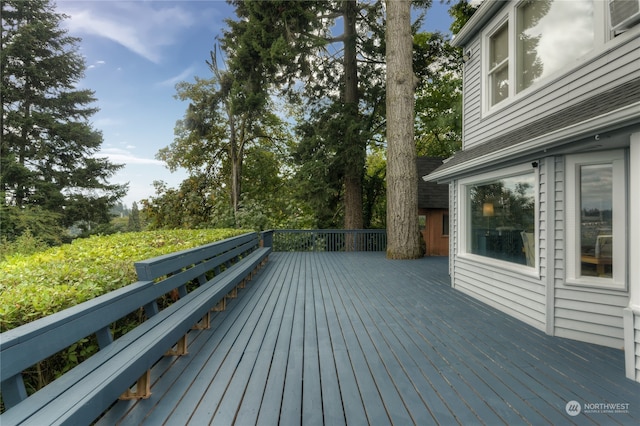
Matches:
[461,25,640,150]
[624,132,640,381]
[447,0,640,382]
[450,154,630,348]
[449,160,547,331]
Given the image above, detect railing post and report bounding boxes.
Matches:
[261,230,273,249]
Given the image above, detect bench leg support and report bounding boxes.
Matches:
[227,287,238,299]
[192,311,211,330]
[165,334,188,356]
[120,370,152,400]
[213,298,226,311]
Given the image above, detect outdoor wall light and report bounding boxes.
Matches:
[462,50,472,62]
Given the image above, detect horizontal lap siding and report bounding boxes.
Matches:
[552,155,629,349]
[636,314,640,380]
[450,161,547,333]
[461,38,481,146]
[453,259,546,331]
[463,35,640,149]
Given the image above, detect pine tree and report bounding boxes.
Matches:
[1,0,126,238]
[127,202,141,232]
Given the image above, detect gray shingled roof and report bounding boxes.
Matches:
[417,157,449,209]
[429,76,640,178]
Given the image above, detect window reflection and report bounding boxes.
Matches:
[516,0,594,92]
[469,174,535,266]
[579,164,613,278]
[489,22,509,105]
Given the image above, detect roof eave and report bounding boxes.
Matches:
[423,101,640,182]
[451,0,508,48]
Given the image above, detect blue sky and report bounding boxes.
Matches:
[55,0,454,207]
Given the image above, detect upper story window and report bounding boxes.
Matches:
[484,0,601,110]
[489,22,509,106]
[516,0,595,93]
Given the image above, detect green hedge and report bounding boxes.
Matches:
[0,229,248,332]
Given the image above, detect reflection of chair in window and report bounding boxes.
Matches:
[581,235,612,276]
[521,231,535,267]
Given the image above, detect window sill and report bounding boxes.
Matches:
[564,277,627,292]
[457,253,541,280]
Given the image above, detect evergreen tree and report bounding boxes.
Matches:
[127,202,141,232]
[224,0,381,229]
[1,0,127,239]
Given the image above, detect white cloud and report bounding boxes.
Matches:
[58,1,197,63]
[87,59,106,70]
[96,147,165,166]
[158,65,197,87]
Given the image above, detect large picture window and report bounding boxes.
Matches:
[462,166,536,267]
[566,151,627,289]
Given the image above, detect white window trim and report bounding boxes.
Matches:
[481,0,609,116]
[565,150,627,290]
[458,163,539,277]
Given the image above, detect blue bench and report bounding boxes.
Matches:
[0,232,270,425]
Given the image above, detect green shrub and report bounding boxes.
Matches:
[0,228,248,332]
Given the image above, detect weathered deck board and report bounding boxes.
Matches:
[98,252,640,425]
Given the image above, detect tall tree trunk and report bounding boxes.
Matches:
[228,120,241,216]
[342,0,364,231]
[385,0,422,259]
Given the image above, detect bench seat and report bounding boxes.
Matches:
[0,234,269,426]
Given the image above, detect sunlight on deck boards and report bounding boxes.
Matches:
[98,252,640,425]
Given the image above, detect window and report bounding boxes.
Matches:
[489,22,509,106]
[485,0,599,109]
[566,151,627,289]
[460,165,536,268]
[516,0,594,93]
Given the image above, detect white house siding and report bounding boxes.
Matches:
[627,310,640,381]
[452,258,546,331]
[449,182,457,277]
[449,151,628,348]
[549,152,629,349]
[460,38,482,146]
[461,32,640,150]
[554,288,628,349]
[449,161,547,331]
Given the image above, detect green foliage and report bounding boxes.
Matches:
[0,228,247,332]
[0,203,64,246]
[414,31,463,157]
[0,229,49,262]
[1,0,127,234]
[449,0,478,35]
[0,229,246,406]
[127,202,142,231]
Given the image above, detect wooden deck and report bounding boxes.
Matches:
[98,252,640,425]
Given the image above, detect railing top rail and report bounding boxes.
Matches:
[265,229,387,252]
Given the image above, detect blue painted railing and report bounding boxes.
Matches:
[262,229,387,252]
